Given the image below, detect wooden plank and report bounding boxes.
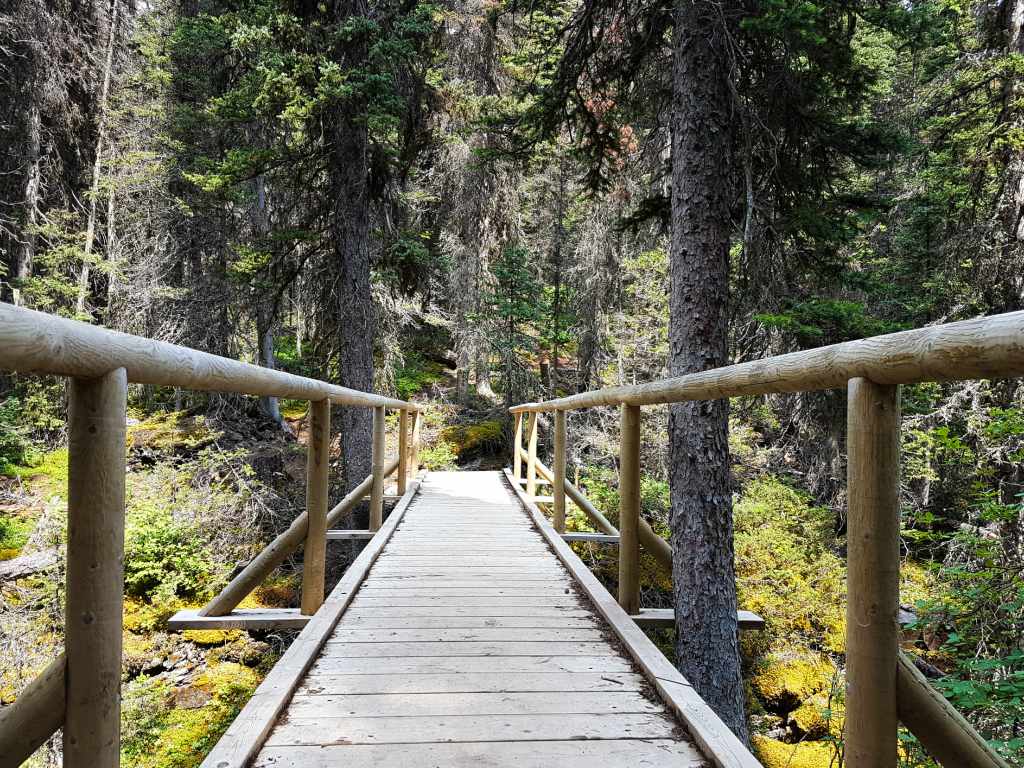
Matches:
[354,587,575,597]
[338,606,593,618]
[630,608,765,631]
[168,608,310,631]
[505,469,763,768]
[317,641,617,657]
[286,690,662,718]
[325,529,374,541]
[348,596,583,607]
[264,712,684,747]
[369,405,386,531]
[334,615,600,629]
[254,738,708,768]
[553,408,567,533]
[297,672,646,695]
[198,480,421,768]
[564,532,620,544]
[308,655,636,676]
[358,581,574,590]
[326,627,607,643]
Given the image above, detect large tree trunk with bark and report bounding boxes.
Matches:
[328,0,374,512]
[668,0,748,743]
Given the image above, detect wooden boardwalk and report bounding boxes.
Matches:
[205,471,758,768]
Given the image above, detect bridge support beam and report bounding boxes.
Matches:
[301,399,330,615]
[370,406,386,531]
[553,410,567,533]
[525,412,539,497]
[846,378,900,768]
[398,409,410,496]
[65,368,127,768]
[618,404,641,615]
[513,412,523,481]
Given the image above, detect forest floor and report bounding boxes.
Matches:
[0,378,942,768]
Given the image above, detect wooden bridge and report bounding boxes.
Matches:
[0,302,1020,768]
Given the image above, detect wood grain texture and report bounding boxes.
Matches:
[0,303,420,410]
[526,412,539,497]
[301,399,330,615]
[197,480,421,768]
[168,609,310,631]
[369,406,386,531]
[845,378,900,768]
[505,469,763,768]
[252,739,708,768]
[618,404,641,614]
[509,310,1024,412]
[553,409,567,532]
[896,651,1011,768]
[65,369,127,768]
[242,471,714,768]
[0,653,66,766]
[397,408,409,495]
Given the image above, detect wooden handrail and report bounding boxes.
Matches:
[0,304,423,768]
[0,303,421,411]
[510,310,1024,413]
[509,311,1023,768]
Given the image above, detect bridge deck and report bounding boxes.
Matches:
[206,471,756,768]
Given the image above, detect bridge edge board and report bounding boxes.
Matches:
[503,469,764,768]
[198,478,422,768]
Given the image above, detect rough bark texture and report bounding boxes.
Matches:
[668,0,748,743]
[329,0,374,512]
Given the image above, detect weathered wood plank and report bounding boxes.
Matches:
[317,641,617,657]
[334,615,600,629]
[198,481,421,768]
[297,672,646,695]
[169,608,309,631]
[326,627,607,643]
[348,596,583,607]
[286,690,663,718]
[354,587,576,597]
[265,712,684,747]
[338,606,594,618]
[505,469,763,768]
[253,738,708,768]
[308,654,636,675]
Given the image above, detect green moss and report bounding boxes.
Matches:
[440,419,504,459]
[183,629,242,646]
[753,735,837,768]
[734,476,845,656]
[122,663,261,768]
[128,410,219,453]
[790,693,842,739]
[0,513,35,560]
[395,352,446,399]
[752,653,834,714]
[419,441,459,470]
[278,399,308,420]
[13,448,69,498]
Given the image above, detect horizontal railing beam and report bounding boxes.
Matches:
[510,311,1024,413]
[0,304,421,411]
[897,651,1011,768]
[0,653,66,766]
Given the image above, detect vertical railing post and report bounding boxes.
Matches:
[618,404,641,615]
[411,409,422,477]
[301,398,330,615]
[398,408,409,496]
[369,405,386,531]
[526,411,539,497]
[846,378,900,768]
[65,368,127,768]
[513,412,523,481]
[553,409,567,533]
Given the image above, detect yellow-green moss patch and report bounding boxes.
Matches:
[752,653,834,714]
[753,735,837,768]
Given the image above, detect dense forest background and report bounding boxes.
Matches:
[2,0,1024,765]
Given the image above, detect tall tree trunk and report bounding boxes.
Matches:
[13,102,42,308]
[668,0,747,743]
[329,0,374,509]
[76,0,119,317]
